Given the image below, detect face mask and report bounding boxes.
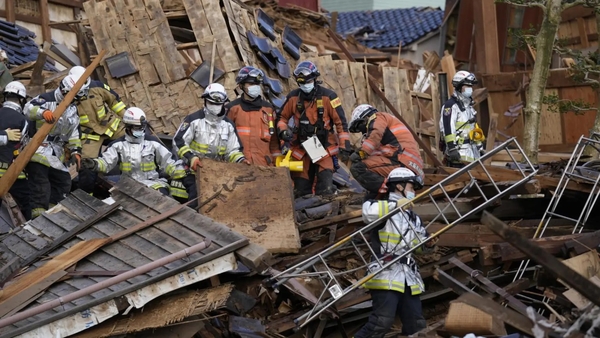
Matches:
[405,191,416,200]
[246,85,262,98]
[205,103,223,116]
[389,192,404,202]
[132,129,144,138]
[462,87,473,98]
[299,82,314,93]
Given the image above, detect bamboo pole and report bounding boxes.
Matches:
[0,49,107,198]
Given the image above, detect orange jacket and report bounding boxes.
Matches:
[361,112,424,178]
[278,86,350,161]
[226,97,281,166]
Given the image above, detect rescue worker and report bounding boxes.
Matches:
[0,81,32,220]
[25,74,83,219]
[69,66,124,101]
[348,104,424,200]
[80,107,194,201]
[226,66,281,166]
[68,66,127,193]
[277,61,351,197]
[439,70,485,167]
[173,83,248,201]
[354,167,437,338]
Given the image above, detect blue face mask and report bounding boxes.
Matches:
[462,87,473,98]
[299,82,315,93]
[132,129,144,138]
[405,191,415,200]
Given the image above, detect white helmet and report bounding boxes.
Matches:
[122,107,147,126]
[349,104,377,133]
[60,74,90,100]
[452,70,477,89]
[68,66,91,88]
[3,81,26,99]
[202,83,228,104]
[386,167,424,191]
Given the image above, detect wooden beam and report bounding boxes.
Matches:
[39,0,52,43]
[562,32,599,47]
[576,18,590,48]
[561,5,595,23]
[49,0,83,8]
[484,98,498,165]
[299,210,362,232]
[482,211,600,308]
[176,42,199,50]
[472,0,500,74]
[5,0,15,23]
[8,61,36,75]
[0,11,73,32]
[483,68,582,92]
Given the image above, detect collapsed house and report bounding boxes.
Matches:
[0,0,600,337]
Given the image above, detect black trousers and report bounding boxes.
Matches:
[27,162,71,218]
[170,175,198,209]
[293,164,334,197]
[354,289,427,337]
[350,161,385,195]
[0,178,32,221]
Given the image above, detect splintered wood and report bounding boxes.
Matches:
[198,160,300,253]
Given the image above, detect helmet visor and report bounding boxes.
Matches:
[206,91,227,104]
[293,67,312,78]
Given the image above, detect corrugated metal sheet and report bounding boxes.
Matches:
[0,176,248,337]
[321,0,374,13]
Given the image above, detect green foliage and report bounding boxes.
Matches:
[542,93,597,114]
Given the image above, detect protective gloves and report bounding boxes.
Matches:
[4,129,21,141]
[42,110,56,124]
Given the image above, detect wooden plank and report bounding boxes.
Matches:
[182,0,215,67]
[145,0,187,82]
[483,69,582,92]
[484,98,498,165]
[430,74,442,162]
[5,0,15,23]
[299,210,363,232]
[440,53,456,96]
[202,0,240,72]
[198,160,300,253]
[383,67,401,126]
[577,17,590,48]
[472,0,500,74]
[349,62,369,147]
[560,86,599,144]
[39,0,52,43]
[397,69,416,131]
[333,60,357,127]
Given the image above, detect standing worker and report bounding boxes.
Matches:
[173,83,249,201]
[0,81,32,220]
[68,66,127,193]
[439,71,485,167]
[354,167,437,338]
[81,107,193,200]
[24,74,83,219]
[348,104,424,200]
[277,61,351,197]
[226,66,281,166]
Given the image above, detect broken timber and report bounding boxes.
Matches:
[482,211,600,307]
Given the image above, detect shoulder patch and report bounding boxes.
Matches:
[330,97,341,109]
[443,107,452,116]
[104,84,111,91]
[180,121,189,131]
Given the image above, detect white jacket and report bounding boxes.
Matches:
[439,93,482,162]
[25,90,81,172]
[362,197,428,295]
[94,134,186,190]
[173,109,245,163]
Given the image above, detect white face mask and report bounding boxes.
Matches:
[205,103,223,116]
[299,82,314,93]
[462,87,473,98]
[247,85,262,98]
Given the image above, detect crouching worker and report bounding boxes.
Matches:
[354,167,438,338]
[81,107,196,206]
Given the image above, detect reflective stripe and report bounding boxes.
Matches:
[69,138,82,148]
[229,151,244,163]
[291,149,305,160]
[0,168,26,179]
[165,163,186,179]
[362,139,376,153]
[81,133,101,141]
[31,153,50,167]
[327,145,338,156]
[97,159,106,172]
[111,101,126,114]
[140,162,157,172]
[390,124,409,135]
[80,114,90,124]
[377,201,390,218]
[444,134,456,143]
[190,141,208,153]
[402,149,424,167]
[236,127,251,136]
[364,278,422,295]
[178,145,192,158]
[169,180,189,199]
[150,183,165,189]
[120,162,132,172]
[379,231,400,245]
[97,106,106,120]
[104,118,121,137]
[338,132,350,142]
[32,208,46,219]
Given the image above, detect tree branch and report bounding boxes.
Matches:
[498,0,546,10]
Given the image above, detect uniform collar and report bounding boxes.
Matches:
[2,101,22,113]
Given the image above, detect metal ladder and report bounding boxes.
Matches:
[514,132,600,281]
[268,137,538,329]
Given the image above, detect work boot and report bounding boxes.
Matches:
[293,177,313,198]
[315,170,335,196]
